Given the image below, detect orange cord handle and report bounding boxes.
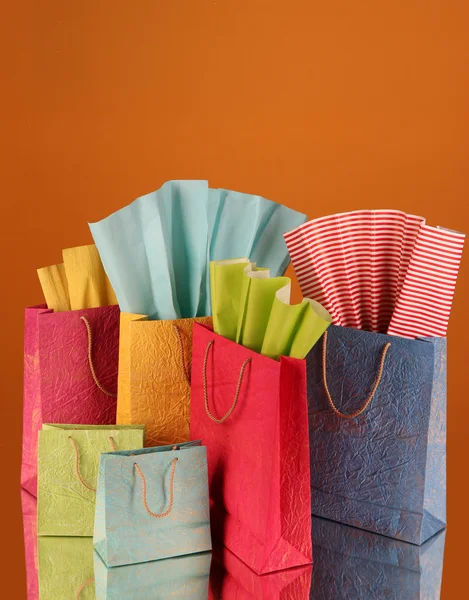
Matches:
[80,316,117,397]
[134,458,178,518]
[75,578,94,600]
[322,329,391,419]
[203,339,251,423]
[69,435,117,493]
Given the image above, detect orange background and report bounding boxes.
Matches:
[1,1,468,597]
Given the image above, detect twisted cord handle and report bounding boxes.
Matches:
[134,458,178,518]
[69,435,117,492]
[322,329,391,419]
[75,578,94,600]
[203,340,251,423]
[80,316,117,397]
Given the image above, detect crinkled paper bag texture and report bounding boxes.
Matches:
[21,304,120,498]
[21,304,51,497]
[21,489,38,600]
[63,243,117,310]
[38,537,95,600]
[90,180,307,319]
[209,545,312,600]
[37,424,145,537]
[306,325,446,544]
[117,314,212,446]
[37,263,71,312]
[94,441,211,567]
[190,324,312,574]
[311,517,446,599]
[94,550,211,599]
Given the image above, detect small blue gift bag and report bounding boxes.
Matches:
[93,441,211,567]
[93,550,211,599]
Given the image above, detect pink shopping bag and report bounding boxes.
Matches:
[21,304,120,496]
[21,489,38,600]
[190,323,312,575]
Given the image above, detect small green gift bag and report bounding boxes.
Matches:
[38,537,95,600]
[38,424,145,536]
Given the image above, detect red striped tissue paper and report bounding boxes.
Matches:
[387,225,465,338]
[284,211,464,338]
[284,210,424,333]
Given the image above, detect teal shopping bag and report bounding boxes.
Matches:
[94,440,211,567]
[94,550,211,599]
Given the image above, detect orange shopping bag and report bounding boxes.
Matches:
[117,314,212,446]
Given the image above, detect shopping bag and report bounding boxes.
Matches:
[209,545,312,600]
[306,325,446,544]
[38,537,95,600]
[37,424,145,536]
[190,323,312,574]
[94,440,211,567]
[21,304,120,497]
[94,550,211,599]
[21,490,38,600]
[310,516,446,599]
[117,314,212,446]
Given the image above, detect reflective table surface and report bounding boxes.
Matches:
[22,490,445,599]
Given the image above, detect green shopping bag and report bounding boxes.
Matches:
[38,424,145,536]
[38,537,95,600]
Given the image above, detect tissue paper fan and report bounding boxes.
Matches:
[91,181,306,320]
[202,187,307,315]
[90,180,209,320]
[388,225,465,338]
[284,210,428,333]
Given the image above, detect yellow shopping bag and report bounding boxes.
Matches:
[117,314,212,446]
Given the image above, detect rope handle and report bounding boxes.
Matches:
[173,325,191,386]
[69,435,117,492]
[76,578,94,600]
[134,458,178,518]
[322,329,391,419]
[203,339,251,423]
[80,316,117,397]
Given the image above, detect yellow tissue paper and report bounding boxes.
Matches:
[37,263,71,312]
[62,244,117,310]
